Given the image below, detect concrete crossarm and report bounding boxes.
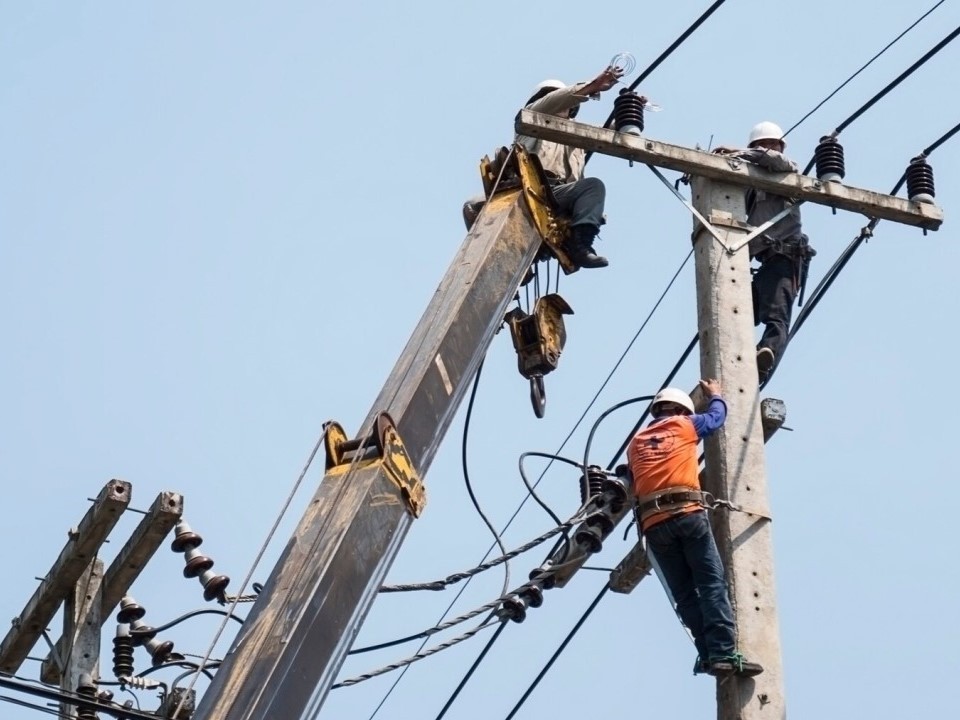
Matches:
[516,110,943,231]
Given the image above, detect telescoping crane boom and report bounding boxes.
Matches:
[192,146,585,720]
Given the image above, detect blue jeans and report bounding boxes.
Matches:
[645,510,736,662]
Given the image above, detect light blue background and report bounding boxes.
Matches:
[2,1,957,718]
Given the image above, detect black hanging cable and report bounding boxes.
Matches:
[586,0,731,164]
[783,0,945,139]
[127,608,244,635]
[462,359,512,598]
[802,24,960,174]
[433,621,509,720]
[504,584,611,719]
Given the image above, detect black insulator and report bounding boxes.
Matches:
[601,477,629,513]
[501,595,527,623]
[112,628,135,679]
[183,547,215,578]
[201,572,231,602]
[585,512,616,537]
[814,136,846,182]
[613,89,645,135]
[171,519,203,553]
[116,596,146,624]
[580,465,606,505]
[906,155,935,203]
[148,639,176,666]
[519,583,544,609]
[528,566,556,591]
[76,674,98,720]
[574,524,603,554]
[97,690,114,703]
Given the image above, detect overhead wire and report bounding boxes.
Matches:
[364,231,696,720]
[417,3,736,704]
[782,0,946,139]
[434,621,509,720]
[506,119,960,720]
[791,119,959,341]
[802,23,960,174]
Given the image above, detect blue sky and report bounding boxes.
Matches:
[2,1,958,718]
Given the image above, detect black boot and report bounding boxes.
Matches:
[566,225,608,269]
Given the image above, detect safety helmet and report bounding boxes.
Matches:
[535,79,566,93]
[526,79,566,107]
[651,387,694,416]
[748,121,785,148]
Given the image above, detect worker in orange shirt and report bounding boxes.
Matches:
[627,380,763,678]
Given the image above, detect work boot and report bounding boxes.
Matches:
[708,654,764,678]
[756,347,775,378]
[566,225,608,269]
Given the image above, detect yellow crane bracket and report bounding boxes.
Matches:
[322,414,426,518]
[478,145,579,274]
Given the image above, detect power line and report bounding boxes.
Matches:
[434,621,509,719]
[587,0,732,163]
[791,119,960,340]
[802,23,960,174]
[783,0,946,138]
[504,584,610,719]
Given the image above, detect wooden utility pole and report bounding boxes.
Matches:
[514,109,943,720]
[691,177,783,717]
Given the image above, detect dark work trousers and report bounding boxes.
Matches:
[551,176,606,230]
[752,253,798,362]
[645,510,737,663]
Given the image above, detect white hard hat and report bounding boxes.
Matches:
[748,121,785,147]
[534,79,566,93]
[651,387,694,416]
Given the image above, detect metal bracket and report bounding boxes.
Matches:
[646,164,734,251]
[322,415,426,518]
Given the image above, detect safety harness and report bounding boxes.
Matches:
[635,487,772,527]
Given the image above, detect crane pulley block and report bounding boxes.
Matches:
[505,293,573,418]
[323,413,426,517]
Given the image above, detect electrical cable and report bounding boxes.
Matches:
[518,452,583,526]
[365,245,695,719]
[586,0,732,163]
[434,621,509,720]
[376,511,585,596]
[173,426,333,718]
[783,0,946,139]
[368,7,730,711]
[461,359,511,598]
[0,675,158,720]
[504,584,610,719]
[127,608,245,636]
[802,23,960,174]
[504,65,960,720]
[790,119,960,343]
[0,694,65,718]
[136,659,218,682]
[334,617,503,688]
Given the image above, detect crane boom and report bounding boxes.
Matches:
[193,181,549,720]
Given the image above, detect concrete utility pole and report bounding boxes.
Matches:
[691,176,783,717]
[59,558,103,719]
[515,109,942,720]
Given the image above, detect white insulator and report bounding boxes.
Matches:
[120,675,163,690]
